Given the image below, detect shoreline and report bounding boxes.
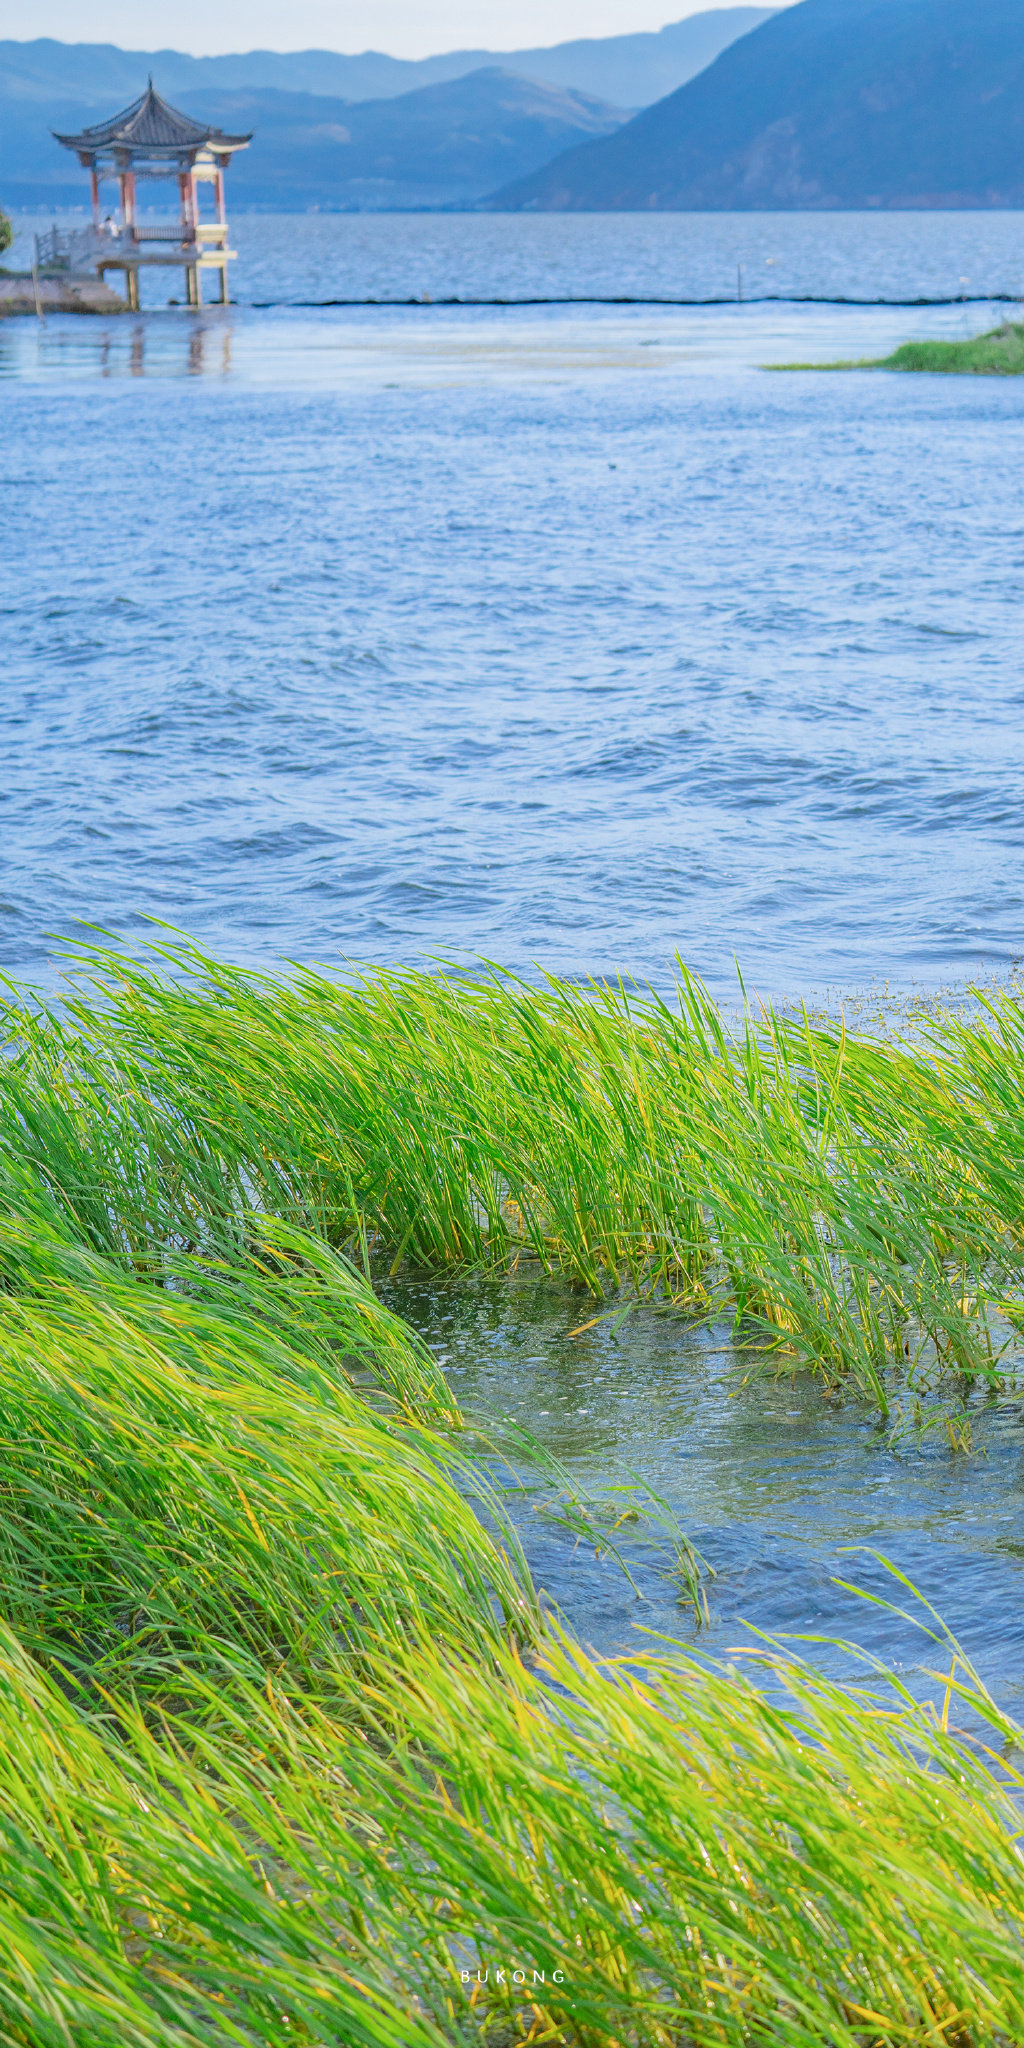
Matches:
[0,270,126,315]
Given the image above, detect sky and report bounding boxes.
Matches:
[0,0,731,59]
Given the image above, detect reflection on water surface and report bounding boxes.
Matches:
[0,298,1012,385]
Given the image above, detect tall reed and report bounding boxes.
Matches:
[6,940,1023,1405]
[1,944,1024,2043]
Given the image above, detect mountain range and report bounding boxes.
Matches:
[488,0,1024,210]
[0,12,773,109]
[4,0,1022,216]
[0,10,774,208]
[177,73,628,212]
[0,70,630,212]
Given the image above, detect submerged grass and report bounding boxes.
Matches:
[770,318,1024,375]
[3,943,1024,2040]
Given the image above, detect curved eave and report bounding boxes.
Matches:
[51,130,253,157]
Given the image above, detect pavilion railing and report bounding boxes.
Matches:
[35,223,214,271]
[34,225,107,273]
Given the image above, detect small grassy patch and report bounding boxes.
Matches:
[771,318,1024,375]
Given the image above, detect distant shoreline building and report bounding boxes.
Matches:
[47,80,251,308]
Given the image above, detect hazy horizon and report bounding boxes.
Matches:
[0,0,785,61]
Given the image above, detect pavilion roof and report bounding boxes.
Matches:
[53,79,252,161]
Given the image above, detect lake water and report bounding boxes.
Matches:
[10,206,1024,305]
[3,284,1023,1007]
[3,211,1024,1700]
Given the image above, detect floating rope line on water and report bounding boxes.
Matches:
[245,292,1021,310]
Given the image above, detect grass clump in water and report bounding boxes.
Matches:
[10,936,1024,1411]
[3,944,1024,2039]
[771,318,1024,375]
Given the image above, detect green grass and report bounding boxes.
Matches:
[4,943,1024,2040]
[770,318,1024,375]
[10,936,1024,1408]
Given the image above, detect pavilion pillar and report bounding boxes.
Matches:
[180,169,192,304]
[118,169,137,235]
[214,165,229,300]
[89,167,100,223]
[186,168,201,307]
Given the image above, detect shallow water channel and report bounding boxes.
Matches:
[386,1273,1024,1716]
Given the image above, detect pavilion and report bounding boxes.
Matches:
[51,80,252,309]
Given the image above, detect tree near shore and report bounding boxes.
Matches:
[0,206,12,257]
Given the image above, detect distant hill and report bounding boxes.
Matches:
[435,11,776,107]
[0,67,628,211]
[190,72,629,211]
[0,13,774,115]
[486,0,1024,211]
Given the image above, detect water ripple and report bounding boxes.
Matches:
[2,288,1024,999]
